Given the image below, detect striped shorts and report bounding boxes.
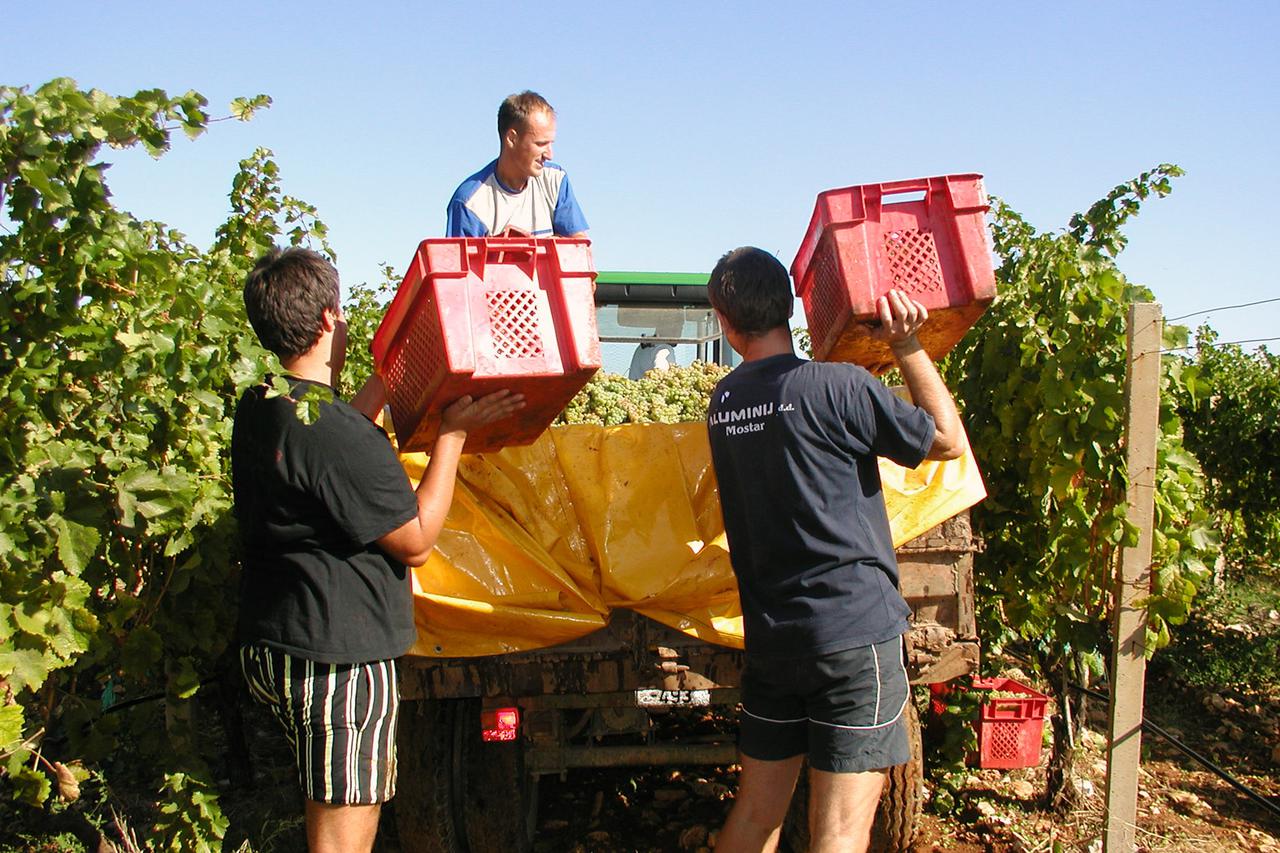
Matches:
[240,644,400,804]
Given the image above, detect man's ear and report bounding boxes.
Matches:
[320,306,340,333]
[714,309,735,337]
[503,127,519,150]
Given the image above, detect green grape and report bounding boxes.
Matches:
[555,364,732,426]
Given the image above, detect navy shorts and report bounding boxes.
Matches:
[241,645,400,804]
[738,635,911,773]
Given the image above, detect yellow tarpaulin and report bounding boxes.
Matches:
[398,423,985,657]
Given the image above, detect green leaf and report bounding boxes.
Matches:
[56,517,100,574]
[17,163,72,207]
[116,330,147,348]
[1048,466,1075,498]
[0,703,25,751]
[12,601,51,637]
[117,488,138,529]
[163,529,196,558]
[170,657,202,699]
[0,649,50,693]
[10,763,52,806]
[229,94,272,121]
[135,496,179,519]
[118,468,170,492]
[120,626,164,676]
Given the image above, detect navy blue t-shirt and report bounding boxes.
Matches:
[707,354,936,657]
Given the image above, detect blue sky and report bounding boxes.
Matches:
[9,0,1279,348]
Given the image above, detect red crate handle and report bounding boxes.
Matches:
[870,178,934,198]
[465,238,542,279]
[793,174,990,299]
[793,177,938,299]
[872,175,987,212]
[471,238,539,257]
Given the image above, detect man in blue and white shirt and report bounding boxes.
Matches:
[446,91,589,239]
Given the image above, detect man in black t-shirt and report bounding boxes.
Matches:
[706,248,966,853]
[233,248,522,853]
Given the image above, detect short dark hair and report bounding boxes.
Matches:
[498,91,554,137]
[707,247,794,336]
[243,247,340,360]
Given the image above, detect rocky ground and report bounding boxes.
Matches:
[9,611,1278,852]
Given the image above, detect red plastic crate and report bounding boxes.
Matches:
[790,174,997,373]
[928,677,1050,769]
[372,237,601,454]
[971,677,1049,769]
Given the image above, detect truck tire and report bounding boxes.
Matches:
[460,701,538,852]
[869,700,924,852]
[781,701,923,853]
[393,698,464,853]
[393,697,538,853]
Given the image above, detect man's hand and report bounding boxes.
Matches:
[867,289,928,351]
[440,390,526,438]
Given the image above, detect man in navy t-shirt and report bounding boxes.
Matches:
[446,91,589,239]
[706,247,966,853]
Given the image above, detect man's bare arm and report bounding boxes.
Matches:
[872,290,967,461]
[377,390,525,565]
[349,374,387,422]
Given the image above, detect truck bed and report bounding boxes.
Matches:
[400,511,979,701]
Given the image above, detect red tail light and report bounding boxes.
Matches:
[481,706,520,742]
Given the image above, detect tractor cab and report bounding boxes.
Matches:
[593,271,740,377]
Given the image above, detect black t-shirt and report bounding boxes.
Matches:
[232,377,419,664]
[707,354,936,657]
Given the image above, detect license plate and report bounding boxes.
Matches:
[634,688,711,708]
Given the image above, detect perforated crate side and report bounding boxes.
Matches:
[883,227,945,298]
[805,236,848,359]
[385,288,446,439]
[978,714,1044,769]
[484,288,546,361]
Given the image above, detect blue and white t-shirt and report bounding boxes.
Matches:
[707,354,936,657]
[445,159,589,238]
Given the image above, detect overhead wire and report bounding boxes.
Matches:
[1161,337,1280,354]
[1167,297,1280,322]
[1157,297,1280,352]
[1108,296,1280,354]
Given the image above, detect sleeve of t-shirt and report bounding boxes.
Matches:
[446,197,488,238]
[552,172,589,236]
[840,368,936,469]
[308,406,419,546]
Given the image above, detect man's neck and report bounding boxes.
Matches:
[280,351,336,388]
[738,327,795,363]
[494,156,529,192]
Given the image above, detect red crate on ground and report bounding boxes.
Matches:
[971,677,1049,769]
[372,237,601,454]
[790,174,997,373]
